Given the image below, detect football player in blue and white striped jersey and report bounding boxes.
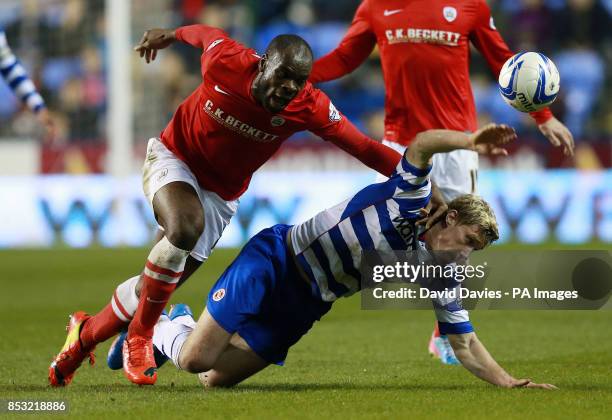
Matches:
[0,30,54,136]
[122,124,556,390]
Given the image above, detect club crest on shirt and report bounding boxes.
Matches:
[443,6,457,22]
[270,115,285,127]
[329,101,341,122]
[212,288,226,301]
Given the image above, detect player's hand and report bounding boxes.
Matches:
[509,378,558,390]
[416,183,447,230]
[134,29,176,63]
[470,123,516,156]
[523,381,558,390]
[36,108,56,140]
[538,117,574,157]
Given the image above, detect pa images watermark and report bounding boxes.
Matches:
[360,250,612,310]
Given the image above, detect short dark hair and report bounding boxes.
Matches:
[266,34,313,61]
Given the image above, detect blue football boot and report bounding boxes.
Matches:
[167,303,194,324]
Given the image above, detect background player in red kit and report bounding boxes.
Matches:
[48,25,402,387]
[309,0,575,364]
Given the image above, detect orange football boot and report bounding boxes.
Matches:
[122,334,157,385]
[48,311,95,387]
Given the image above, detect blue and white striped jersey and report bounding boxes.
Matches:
[289,155,473,334]
[0,30,45,113]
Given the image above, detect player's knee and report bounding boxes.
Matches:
[179,351,212,374]
[164,214,204,250]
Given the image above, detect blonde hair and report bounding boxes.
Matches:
[447,194,499,246]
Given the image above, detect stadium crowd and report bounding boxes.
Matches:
[0,0,610,171]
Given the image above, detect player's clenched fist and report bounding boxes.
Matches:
[134,28,176,63]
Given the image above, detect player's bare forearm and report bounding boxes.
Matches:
[448,333,558,389]
[406,130,472,168]
[406,125,516,169]
[448,332,516,387]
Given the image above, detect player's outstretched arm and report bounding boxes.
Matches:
[135,25,229,64]
[447,332,557,389]
[0,31,54,138]
[406,124,516,169]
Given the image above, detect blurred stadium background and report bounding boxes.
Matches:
[0,0,610,249]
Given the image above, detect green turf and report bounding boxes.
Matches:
[1,247,611,419]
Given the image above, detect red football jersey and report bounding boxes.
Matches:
[310,0,553,146]
[161,25,400,200]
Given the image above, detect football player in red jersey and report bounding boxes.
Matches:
[48,25,404,387]
[309,0,575,364]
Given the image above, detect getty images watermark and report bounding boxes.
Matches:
[360,250,612,310]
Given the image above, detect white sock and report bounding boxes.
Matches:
[111,276,140,322]
[172,314,196,329]
[153,318,192,369]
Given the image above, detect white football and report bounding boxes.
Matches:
[498,52,560,113]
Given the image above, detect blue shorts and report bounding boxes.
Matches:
[206,224,332,365]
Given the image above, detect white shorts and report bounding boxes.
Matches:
[142,138,239,261]
[376,139,479,202]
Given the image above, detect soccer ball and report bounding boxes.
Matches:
[498,52,560,113]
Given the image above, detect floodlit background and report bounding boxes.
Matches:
[0,0,610,249]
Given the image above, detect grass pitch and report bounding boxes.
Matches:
[1,247,611,419]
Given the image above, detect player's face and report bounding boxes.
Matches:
[429,212,485,264]
[258,54,311,113]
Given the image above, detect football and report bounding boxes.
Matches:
[498,52,560,112]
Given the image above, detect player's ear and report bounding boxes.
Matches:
[258,54,268,73]
[445,209,458,227]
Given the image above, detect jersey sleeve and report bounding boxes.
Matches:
[307,89,401,177]
[309,0,376,83]
[469,0,552,125]
[175,25,237,75]
[175,25,229,51]
[432,286,474,335]
[388,156,433,216]
[0,31,45,113]
[418,263,474,335]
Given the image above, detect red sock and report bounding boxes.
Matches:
[433,322,441,337]
[80,303,128,348]
[128,275,177,338]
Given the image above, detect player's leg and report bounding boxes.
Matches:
[121,180,205,384]
[121,139,236,384]
[158,225,303,385]
[49,138,235,386]
[48,181,202,387]
[107,302,195,370]
[152,308,269,387]
[175,308,232,372]
[83,234,201,362]
[197,334,269,388]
